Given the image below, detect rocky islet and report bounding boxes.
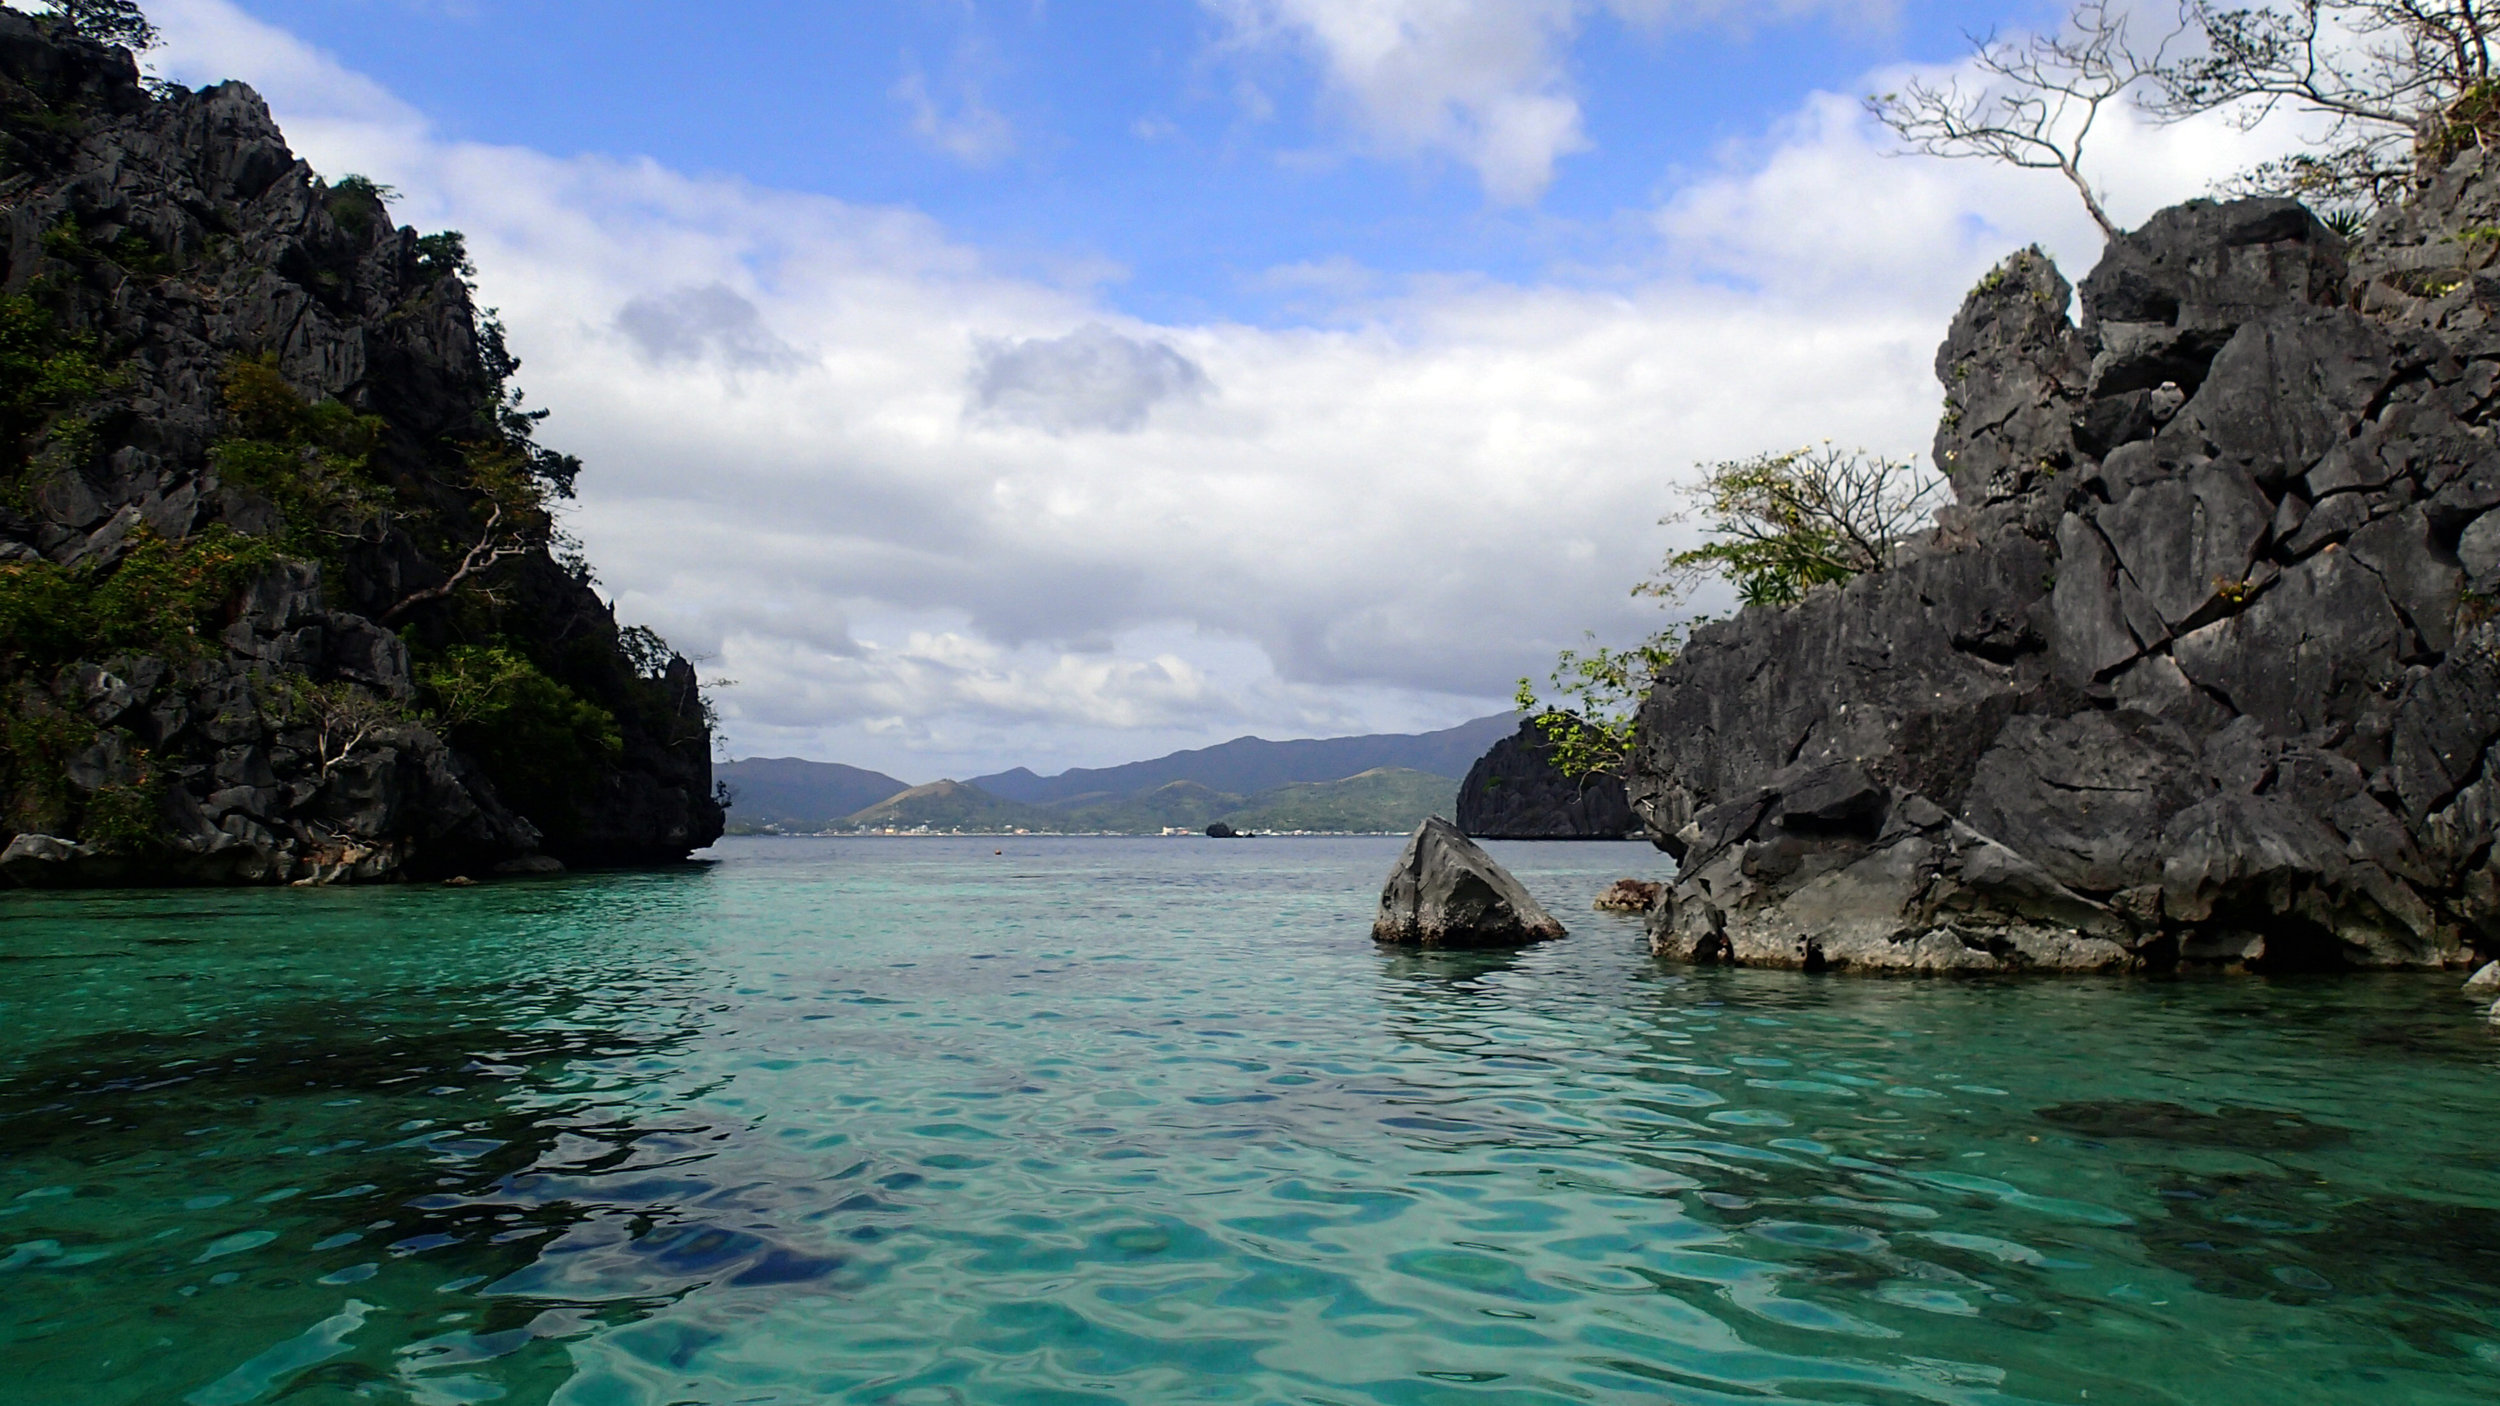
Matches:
[1629,183,2500,975]
[0,15,722,885]
[1373,816,1569,948]
[1455,717,1639,839]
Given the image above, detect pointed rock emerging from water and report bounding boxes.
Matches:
[1373,817,1566,948]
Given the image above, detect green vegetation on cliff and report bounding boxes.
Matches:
[0,8,721,881]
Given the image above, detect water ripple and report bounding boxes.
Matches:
[4,838,2499,1404]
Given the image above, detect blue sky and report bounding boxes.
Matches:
[139,0,2299,780]
[223,0,2052,323]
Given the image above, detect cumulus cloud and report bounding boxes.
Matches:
[146,0,2321,779]
[733,627,1217,733]
[1206,0,1901,202]
[1209,0,1585,203]
[615,283,807,369]
[969,325,1214,433]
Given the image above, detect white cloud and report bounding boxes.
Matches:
[145,0,2324,779]
[894,65,1017,167]
[1205,0,1900,202]
[732,626,1217,734]
[1208,0,1586,203]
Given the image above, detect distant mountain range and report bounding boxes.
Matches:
[711,758,911,829]
[843,779,1048,833]
[835,768,1459,835]
[715,714,1512,835]
[966,713,1517,804]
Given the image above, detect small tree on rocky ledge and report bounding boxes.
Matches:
[1654,445,1945,610]
[380,440,551,624]
[269,676,405,780]
[1513,634,1681,783]
[38,1,158,51]
[1517,446,1941,780]
[1868,2,2176,243]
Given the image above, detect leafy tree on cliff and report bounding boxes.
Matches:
[1517,446,1941,780]
[1655,445,1944,610]
[35,1,157,51]
[1512,636,1679,783]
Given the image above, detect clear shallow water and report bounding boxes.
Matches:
[4,837,2500,1406]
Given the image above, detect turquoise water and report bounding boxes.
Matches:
[4,837,2500,1405]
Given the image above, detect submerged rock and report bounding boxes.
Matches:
[1374,817,1566,948]
[2034,1099,2352,1151]
[1629,187,2500,974]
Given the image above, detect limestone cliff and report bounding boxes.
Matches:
[0,14,723,884]
[1631,181,2500,974]
[1455,720,1637,839]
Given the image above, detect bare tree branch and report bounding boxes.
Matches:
[1869,2,2181,242]
[2154,0,2491,126]
[2148,1,2500,212]
[268,677,404,779]
[380,500,534,624]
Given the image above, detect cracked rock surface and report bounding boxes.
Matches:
[1630,188,2500,974]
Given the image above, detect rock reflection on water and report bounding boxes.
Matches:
[3,840,2500,1406]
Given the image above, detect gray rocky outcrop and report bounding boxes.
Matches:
[1456,719,1638,838]
[0,16,721,885]
[1374,816,1567,948]
[1593,878,1662,912]
[1631,184,2500,974]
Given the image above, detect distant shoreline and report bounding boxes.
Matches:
[711,830,1650,841]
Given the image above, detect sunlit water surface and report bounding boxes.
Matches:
[4,836,2499,1405]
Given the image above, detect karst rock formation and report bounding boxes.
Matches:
[1,14,723,884]
[1456,719,1638,839]
[1630,175,2500,974]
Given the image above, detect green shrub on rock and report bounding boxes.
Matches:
[209,355,389,562]
[0,527,280,672]
[0,291,114,481]
[418,644,621,833]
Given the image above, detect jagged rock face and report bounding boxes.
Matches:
[1455,721,1637,839]
[1631,186,2500,974]
[1374,817,1567,948]
[0,16,722,884]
